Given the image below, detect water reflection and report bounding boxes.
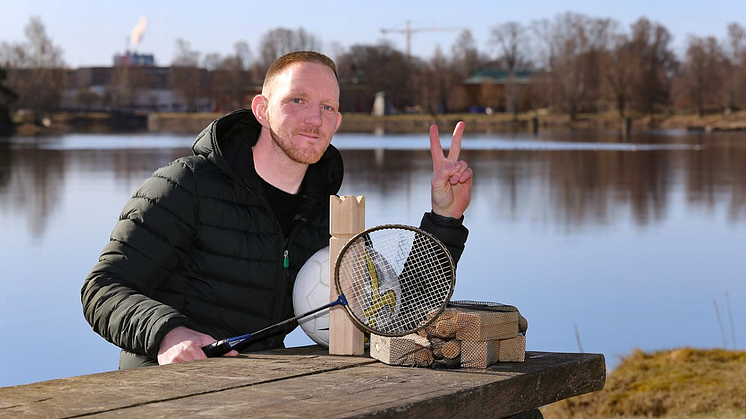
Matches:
[338,134,746,230]
[1,142,186,238]
[4,132,745,238]
[0,131,744,386]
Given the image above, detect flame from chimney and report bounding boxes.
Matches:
[131,16,148,50]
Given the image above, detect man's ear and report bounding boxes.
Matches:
[251,95,270,128]
[335,111,342,132]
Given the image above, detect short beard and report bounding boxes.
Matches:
[270,127,329,165]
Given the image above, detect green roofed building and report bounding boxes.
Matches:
[462,69,549,114]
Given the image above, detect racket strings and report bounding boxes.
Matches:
[337,226,455,336]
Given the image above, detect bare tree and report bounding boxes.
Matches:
[211,42,257,112]
[336,42,411,113]
[257,27,322,74]
[628,18,677,116]
[172,38,201,67]
[1,16,65,121]
[202,53,222,71]
[420,46,456,114]
[450,30,484,79]
[530,18,554,70]
[723,23,746,111]
[601,23,638,118]
[490,21,532,116]
[0,67,18,135]
[448,30,488,112]
[234,41,253,70]
[674,36,726,116]
[490,22,531,71]
[170,39,208,111]
[537,13,611,120]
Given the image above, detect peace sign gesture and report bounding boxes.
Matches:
[429,121,473,219]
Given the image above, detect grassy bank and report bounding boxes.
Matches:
[145,109,746,134]
[541,348,746,419]
[340,110,746,133]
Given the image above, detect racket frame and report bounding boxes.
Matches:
[333,224,456,337]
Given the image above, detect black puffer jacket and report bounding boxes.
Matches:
[82,109,469,366]
[82,109,344,362]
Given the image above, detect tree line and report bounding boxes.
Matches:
[1,13,745,133]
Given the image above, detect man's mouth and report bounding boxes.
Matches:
[297,131,320,139]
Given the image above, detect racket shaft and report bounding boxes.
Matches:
[201,295,347,357]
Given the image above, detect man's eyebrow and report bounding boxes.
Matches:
[283,89,339,103]
[283,89,307,97]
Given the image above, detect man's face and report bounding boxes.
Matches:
[263,62,341,165]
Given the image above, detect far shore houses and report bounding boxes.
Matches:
[50,51,548,115]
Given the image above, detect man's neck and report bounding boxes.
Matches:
[252,134,307,195]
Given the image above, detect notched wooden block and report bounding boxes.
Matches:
[329,195,365,236]
[455,309,520,341]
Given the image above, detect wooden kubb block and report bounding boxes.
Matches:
[328,195,366,356]
[498,335,526,363]
[460,340,499,368]
[454,309,520,341]
[329,195,365,236]
[455,308,525,368]
[460,335,526,368]
[370,334,433,367]
[418,307,459,339]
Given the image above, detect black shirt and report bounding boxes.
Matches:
[260,177,302,238]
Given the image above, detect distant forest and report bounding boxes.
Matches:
[1,13,745,128]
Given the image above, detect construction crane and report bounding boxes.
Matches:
[380,20,468,59]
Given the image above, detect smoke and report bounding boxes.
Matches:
[131,16,148,49]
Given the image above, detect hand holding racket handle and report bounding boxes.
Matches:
[201,334,251,357]
[201,294,349,357]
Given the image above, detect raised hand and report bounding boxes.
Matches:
[429,121,473,219]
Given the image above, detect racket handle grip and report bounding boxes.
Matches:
[201,339,231,357]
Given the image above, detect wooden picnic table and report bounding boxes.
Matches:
[0,346,605,418]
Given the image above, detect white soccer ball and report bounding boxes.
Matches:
[292,247,331,347]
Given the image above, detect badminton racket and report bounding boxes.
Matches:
[202,224,456,357]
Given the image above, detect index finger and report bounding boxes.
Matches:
[429,124,444,161]
[446,121,466,162]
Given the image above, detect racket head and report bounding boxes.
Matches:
[334,224,456,337]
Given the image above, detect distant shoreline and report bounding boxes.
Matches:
[10,110,746,136]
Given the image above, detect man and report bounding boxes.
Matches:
[82,51,472,368]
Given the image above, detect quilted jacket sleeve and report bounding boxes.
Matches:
[81,159,199,358]
[418,212,469,265]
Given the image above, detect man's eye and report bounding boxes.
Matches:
[322,105,335,111]
[291,98,303,103]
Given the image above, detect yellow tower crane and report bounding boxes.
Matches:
[380,20,468,59]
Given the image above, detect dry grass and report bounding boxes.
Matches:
[541,348,746,419]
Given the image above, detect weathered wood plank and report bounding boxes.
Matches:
[0,347,374,418]
[0,349,605,419]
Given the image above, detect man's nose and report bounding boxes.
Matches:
[304,107,323,127]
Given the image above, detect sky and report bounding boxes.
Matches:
[1,0,744,68]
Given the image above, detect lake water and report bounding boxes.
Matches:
[1,128,744,387]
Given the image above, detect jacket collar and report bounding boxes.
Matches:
[191,108,344,200]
